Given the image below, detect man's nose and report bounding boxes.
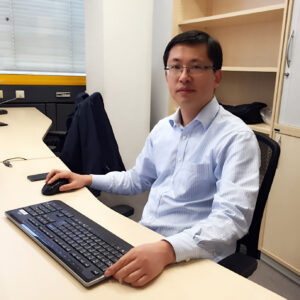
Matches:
[179,67,191,83]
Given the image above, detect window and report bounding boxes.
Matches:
[0,0,85,75]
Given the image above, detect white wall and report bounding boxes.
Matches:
[84,0,172,221]
[85,0,153,169]
[151,0,173,129]
[84,0,104,93]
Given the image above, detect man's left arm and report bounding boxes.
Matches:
[165,130,260,262]
[104,240,175,286]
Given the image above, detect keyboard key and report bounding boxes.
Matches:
[24,207,38,216]
[28,218,39,227]
[38,205,50,214]
[50,202,63,210]
[43,203,56,212]
[92,258,99,264]
[92,270,100,275]
[110,257,119,263]
[96,262,108,272]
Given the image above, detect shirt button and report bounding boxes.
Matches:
[182,136,187,140]
[178,157,181,161]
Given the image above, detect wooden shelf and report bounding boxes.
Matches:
[249,123,271,135]
[179,4,284,29]
[222,66,278,73]
[274,123,300,138]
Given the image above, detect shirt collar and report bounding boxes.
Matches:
[169,107,183,128]
[169,96,220,129]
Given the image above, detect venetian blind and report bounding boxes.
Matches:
[0,0,85,75]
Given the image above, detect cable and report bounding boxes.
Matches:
[0,97,18,105]
[1,155,55,168]
[1,157,27,168]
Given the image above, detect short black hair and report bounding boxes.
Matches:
[163,30,223,71]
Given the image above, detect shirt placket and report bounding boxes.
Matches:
[174,128,190,173]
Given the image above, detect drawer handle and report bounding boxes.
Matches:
[286,30,294,68]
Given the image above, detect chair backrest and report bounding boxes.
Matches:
[237,131,280,259]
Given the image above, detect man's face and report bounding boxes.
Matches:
[165,43,222,111]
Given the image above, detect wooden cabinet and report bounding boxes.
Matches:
[260,0,300,276]
[170,0,290,135]
[261,133,300,275]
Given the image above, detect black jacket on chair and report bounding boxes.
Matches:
[60,92,125,195]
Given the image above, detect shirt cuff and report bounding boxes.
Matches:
[164,231,215,263]
[90,174,112,192]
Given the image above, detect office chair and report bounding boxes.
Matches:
[218,131,280,277]
[44,131,67,156]
[57,92,134,218]
[43,92,88,156]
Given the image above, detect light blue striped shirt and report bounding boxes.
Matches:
[91,97,260,263]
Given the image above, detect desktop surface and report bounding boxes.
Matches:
[0,107,54,161]
[0,108,284,299]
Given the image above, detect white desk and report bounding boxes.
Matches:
[0,107,54,161]
[0,108,284,299]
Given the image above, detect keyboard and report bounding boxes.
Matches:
[5,200,133,287]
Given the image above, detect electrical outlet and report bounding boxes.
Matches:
[56,91,71,98]
[16,90,25,99]
[0,90,3,99]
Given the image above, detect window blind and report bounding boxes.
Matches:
[0,0,85,75]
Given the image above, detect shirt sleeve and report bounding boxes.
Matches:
[90,134,157,195]
[164,130,260,262]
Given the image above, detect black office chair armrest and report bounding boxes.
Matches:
[218,252,258,278]
[44,131,67,155]
[111,205,134,217]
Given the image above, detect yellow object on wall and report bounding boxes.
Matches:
[0,74,86,86]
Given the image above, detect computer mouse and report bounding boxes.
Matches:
[41,178,69,196]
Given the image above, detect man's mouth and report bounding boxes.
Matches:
[176,88,195,94]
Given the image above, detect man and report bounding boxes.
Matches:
[46,30,260,287]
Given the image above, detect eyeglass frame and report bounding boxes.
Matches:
[164,65,216,76]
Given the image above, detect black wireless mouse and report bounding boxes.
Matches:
[41,178,69,196]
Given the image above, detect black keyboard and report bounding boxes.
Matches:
[5,200,133,287]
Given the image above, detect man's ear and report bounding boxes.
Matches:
[165,70,170,86]
[214,69,222,88]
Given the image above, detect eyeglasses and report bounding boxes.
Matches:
[165,65,216,76]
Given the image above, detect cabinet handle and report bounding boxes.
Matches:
[286,30,294,68]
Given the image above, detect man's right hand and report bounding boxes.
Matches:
[45,169,92,192]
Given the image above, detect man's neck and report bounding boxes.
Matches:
[179,97,213,127]
[179,109,199,127]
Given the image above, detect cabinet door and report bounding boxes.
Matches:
[278,0,300,128]
[261,133,300,275]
